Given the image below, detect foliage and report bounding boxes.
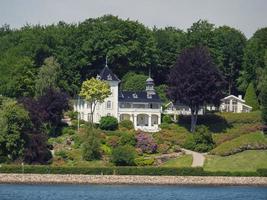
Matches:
[35,57,61,96]
[99,116,118,131]
[111,145,137,166]
[155,84,169,103]
[0,99,31,160]
[210,132,267,156]
[134,157,155,166]
[162,115,173,124]
[121,72,148,92]
[119,120,134,130]
[183,125,214,152]
[135,132,157,154]
[205,150,267,172]
[106,135,120,148]
[168,46,225,132]
[244,82,260,111]
[213,26,246,94]
[79,78,111,122]
[21,88,69,136]
[119,132,136,146]
[261,81,267,133]
[81,127,101,161]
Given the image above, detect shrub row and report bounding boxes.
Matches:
[0,165,266,176]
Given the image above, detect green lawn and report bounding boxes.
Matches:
[210,132,267,156]
[204,150,267,172]
[161,154,193,167]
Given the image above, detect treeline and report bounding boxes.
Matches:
[0,15,267,101]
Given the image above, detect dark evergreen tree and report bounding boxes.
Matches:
[168,46,225,132]
[261,81,267,133]
[244,82,260,111]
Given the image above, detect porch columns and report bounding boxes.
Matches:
[134,114,137,127]
[148,114,151,127]
[229,99,233,112]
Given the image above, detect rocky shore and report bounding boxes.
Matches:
[0,174,266,186]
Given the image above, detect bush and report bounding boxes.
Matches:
[162,115,173,124]
[135,131,157,154]
[134,157,155,166]
[99,116,118,131]
[183,125,214,152]
[119,132,136,146]
[55,150,68,160]
[157,143,171,154]
[119,120,134,130]
[62,127,75,135]
[111,145,137,166]
[106,135,120,148]
[66,110,78,120]
[81,127,101,161]
[100,144,112,155]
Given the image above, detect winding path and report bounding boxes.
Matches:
[181,148,206,167]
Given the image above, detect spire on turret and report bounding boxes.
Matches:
[146,68,155,96]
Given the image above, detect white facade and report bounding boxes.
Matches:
[220,95,252,113]
[74,66,162,132]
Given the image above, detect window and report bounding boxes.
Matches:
[107,101,112,109]
[107,113,111,116]
[107,74,112,80]
[133,93,138,98]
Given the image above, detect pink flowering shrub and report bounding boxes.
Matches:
[135,131,157,154]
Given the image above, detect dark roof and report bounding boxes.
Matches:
[119,91,161,103]
[99,66,120,82]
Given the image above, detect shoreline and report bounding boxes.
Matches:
[0,174,266,186]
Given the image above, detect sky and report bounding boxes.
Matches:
[0,0,267,38]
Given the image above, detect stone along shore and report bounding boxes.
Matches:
[0,174,267,185]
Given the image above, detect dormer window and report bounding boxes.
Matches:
[147,94,152,99]
[133,93,138,98]
[107,74,112,80]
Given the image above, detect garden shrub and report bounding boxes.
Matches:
[81,127,101,161]
[55,150,68,160]
[134,157,155,166]
[157,143,171,154]
[119,132,136,146]
[100,144,112,155]
[62,127,75,135]
[66,110,78,120]
[135,131,157,154]
[162,115,173,124]
[111,145,137,166]
[99,116,118,131]
[119,120,134,130]
[183,125,214,152]
[106,135,120,148]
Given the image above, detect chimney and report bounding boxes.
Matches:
[238,95,242,100]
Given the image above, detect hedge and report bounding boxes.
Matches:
[0,165,266,176]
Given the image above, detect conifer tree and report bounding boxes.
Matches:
[261,81,267,133]
[244,82,260,111]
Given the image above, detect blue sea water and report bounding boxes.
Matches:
[0,184,266,200]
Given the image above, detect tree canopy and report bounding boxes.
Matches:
[168,46,225,132]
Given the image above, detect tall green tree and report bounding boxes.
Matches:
[244,82,260,111]
[0,99,32,161]
[213,26,247,94]
[35,56,61,96]
[261,80,267,133]
[121,72,148,92]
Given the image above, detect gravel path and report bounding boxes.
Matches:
[181,148,206,167]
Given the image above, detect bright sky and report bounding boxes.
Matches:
[1,0,267,38]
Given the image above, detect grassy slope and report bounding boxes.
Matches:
[161,154,193,167]
[210,132,267,156]
[204,150,267,172]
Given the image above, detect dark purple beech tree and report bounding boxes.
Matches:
[168,46,225,132]
[20,88,69,163]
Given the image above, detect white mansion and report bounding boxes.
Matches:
[74,65,252,132]
[74,65,162,132]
